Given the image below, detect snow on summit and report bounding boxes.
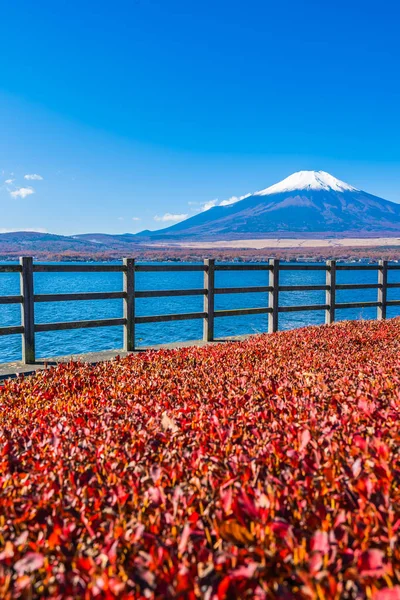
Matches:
[255,170,359,196]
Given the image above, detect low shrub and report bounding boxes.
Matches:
[1,319,399,598]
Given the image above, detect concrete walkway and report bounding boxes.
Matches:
[0,335,251,382]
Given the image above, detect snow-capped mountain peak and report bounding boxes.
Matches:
[137,168,400,239]
[255,170,359,196]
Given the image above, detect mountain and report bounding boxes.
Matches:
[72,232,143,248]
[2,171,400,260]
[138,171,400,240]
[0,231,112,260]
[0,231,145,260]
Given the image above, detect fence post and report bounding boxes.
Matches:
[268,258,279,333]
[20,256,35,364]
[203,259,215,342]
[325,259,336,324]
[377,259,388,320]
[123,258,135,351]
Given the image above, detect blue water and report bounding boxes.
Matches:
[1,261,400,363]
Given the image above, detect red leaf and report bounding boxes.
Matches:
[299,429,311,451]
[373,587,400,600]
[310,530,329,555]
[14,553,44,575]
[358,549,384,576]
[221,487,233,515]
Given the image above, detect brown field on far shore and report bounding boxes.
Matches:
[160,237,400,249]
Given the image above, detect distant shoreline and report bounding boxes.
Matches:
[1,237,400,263]
[152,237,400,250]
[1,246,400,264]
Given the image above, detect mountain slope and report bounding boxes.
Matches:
[0,231,146,260]
[140,171,400,240]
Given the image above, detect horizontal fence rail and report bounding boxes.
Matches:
[0,257,399,364]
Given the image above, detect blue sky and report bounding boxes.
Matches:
[1,0,399,235]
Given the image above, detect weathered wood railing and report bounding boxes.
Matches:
[1,257,400,364]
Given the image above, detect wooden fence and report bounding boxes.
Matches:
[1,257,400,364]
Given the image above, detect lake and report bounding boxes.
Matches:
[1,261,400,363]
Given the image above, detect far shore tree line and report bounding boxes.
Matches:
[1,245,400,263]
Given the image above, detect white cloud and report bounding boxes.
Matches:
[24,173,43,180]
[0,227,47,233]
[200,193,251,211]
[154,212,188,223]
[220,196,237,206]
[118,216,141,222]
[5,179,14,184]
[10,187,35,199]
[202,199,219,211]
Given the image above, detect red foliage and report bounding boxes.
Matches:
[0,319,399,598]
